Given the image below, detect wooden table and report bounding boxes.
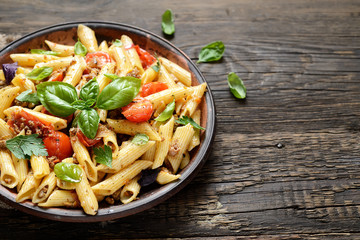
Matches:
[0,0,360,239]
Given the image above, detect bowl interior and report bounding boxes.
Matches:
[0,21,215,222]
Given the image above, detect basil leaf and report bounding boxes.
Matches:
[151,60,160,72]
[197,41,225,63]
[80,78,99,101]
[6,134,48,160]
[132,133,149,146]
[16,89,40,105]
[37,81,78,117]
[162,9,175,35]
[155,99,175,121]
[78,108,100,139]
[71,99,95,110]
[104,73,120,81]
[31,49,60,56]
[176,116,205,130]
[54,162,82,183]
[74,40,87,56]
[96,77,141,110]
[227,72,246,99]
[113,39,123,47]
[2,62,18,84]
[26,66,53,81]
[94,145,112,168]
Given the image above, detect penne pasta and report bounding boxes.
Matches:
[156,169,181,185]
[0,86,21,119]
[10,54,59,67]
[45,40,75,57]
[16,171,41,202]
[159,57,192,86]
[77,24,98,53]
[153,116,175,169]
[120,176,141,204]
[0,150,19,188]
[30,155,50,180]
[107,119,161,141]
[76,168,98,215]
[38,190,78,208]
[63,55,86,86]
[32,171,57,203]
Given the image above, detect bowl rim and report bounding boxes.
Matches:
[0,21,216,222]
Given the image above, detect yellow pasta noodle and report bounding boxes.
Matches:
[0,150,19,188]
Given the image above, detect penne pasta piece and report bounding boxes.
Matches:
[71,136,98,182]
[32,171,57,203]
[145,87,194,110]
[0,150,19,188]
[181,83,207,117]
[34,56,74,70]
[188,109,201,151]
[45,40,75,57]
[0,118,14,140]
[38,190,78,208]
[98,40,109,53]
[167,124,195,173]
[97,62,116,92]
[92,160,152,196]
[156,169,181,184]
[140,62,159,84]
[97,140,155,173]
[157,64,177,88]
[0,69,5,81]
[97,109,107,123]
[63,55,86,86]
[120,176,141,204]
[141,142,156,162]
[159,57,192,87]
[77,24,98,53]
[0,86,20,119]
[107,119,161,141]
[76,168,98,215]
[110,45,132,76]
[152,116,175,169]
[11,74,36,92]
[16,171,41,202]
[30,155,50,180]
[4,106,67,130]
[10,54,59,67]
[180,150,190,169]
[121,35,144,75]
[12,154,29,192]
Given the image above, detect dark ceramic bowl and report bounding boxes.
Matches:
[0,21,215,222]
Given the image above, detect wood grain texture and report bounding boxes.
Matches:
[1,0,360,239]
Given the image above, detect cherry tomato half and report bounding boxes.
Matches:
[43,131,73,160]
[48,70,64,82]
[76,129,101,147]
[133,45,156,69]
[85,51,112,68]
[122,98,153,123]
[140,82,168,97]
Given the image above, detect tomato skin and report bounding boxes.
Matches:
[122,98,153,123]
[49,71,64,82]
[140,82,168,97]
[8,110,53,136]
[43,131,73,160]
[85,51,112,68]
[76,129,101,147]
[133,45,156,69]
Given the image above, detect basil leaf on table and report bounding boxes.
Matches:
[16,89,40,105]
[54,162,82,183]
[74,40,87,56]
[79,78,99,101]
[2,62,18,84]
[37,81,78,117]
[96,77,141,110]
[104,73,120,81]
[176,116,205,130]
[227,72,246,99]
[30,49,60,56]
[26,66,53,81]
[132,133,149,146]
[112,39,123,47]
[197,41,225,63]
[78,108,100,139]
[155,99,175,122]
[94,145,112,168]
[6,134,48,160]
[162,9,175,35]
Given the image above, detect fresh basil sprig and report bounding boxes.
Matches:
[197,41,225,63]
[96,76,141,110]
[37,81,78,117]
[132,134,149,146]
[155,99,175,122]
[31,49,60,56]
[227,72,246,99]
[176,116,205,130]
[94,145,112,167]
[16,89,40,105]
[74,40,87,56]
[54,162,82,183]
[162,9,175,35]
[26,66,53,81]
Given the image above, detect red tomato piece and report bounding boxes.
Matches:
[133,45,156,69]
[43,131,73,160]
[85,51,112,68]
[76,129,101,147]
[48,70,64,82]
[8,110,53,136]
[140,82,168,97]
[122,98,153,123]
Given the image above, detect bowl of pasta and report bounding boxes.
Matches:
[0,21,215,222]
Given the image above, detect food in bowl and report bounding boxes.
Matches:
[0,24,207,215]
